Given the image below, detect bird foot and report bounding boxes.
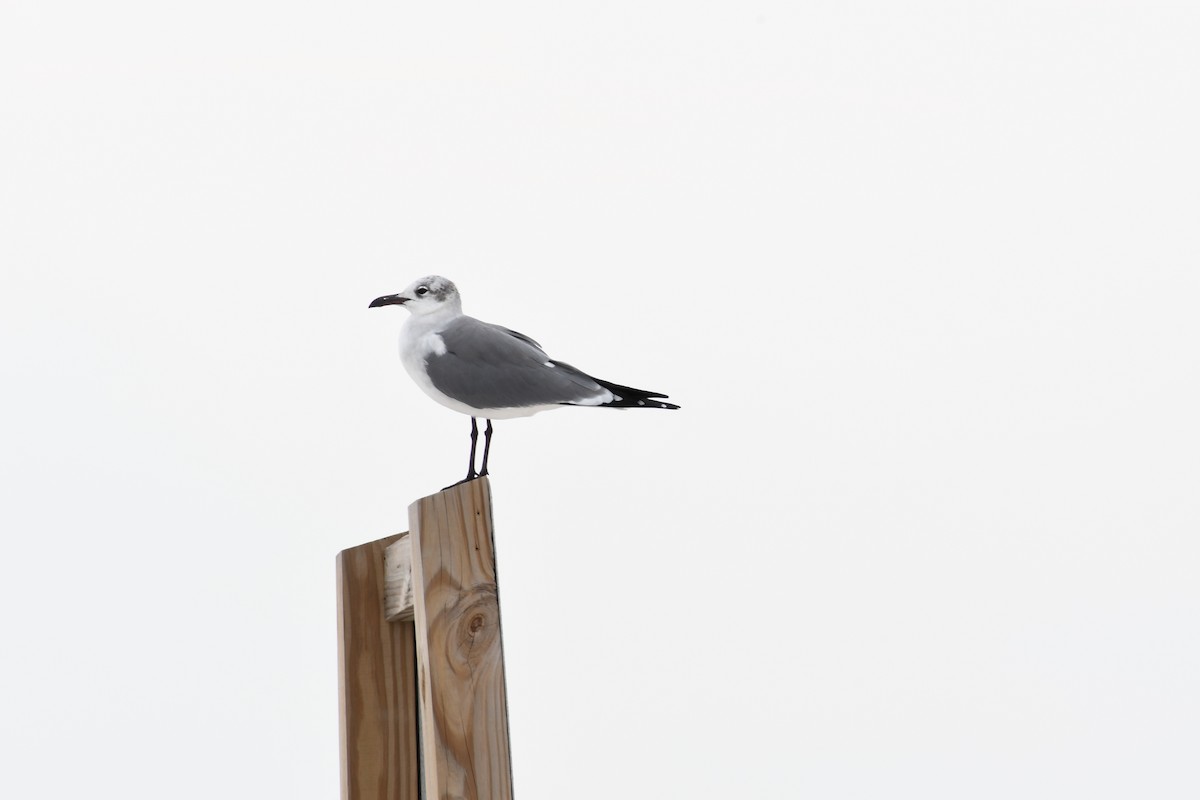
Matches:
[442,474,480,492]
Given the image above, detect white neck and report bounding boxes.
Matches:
[401,302,463,338]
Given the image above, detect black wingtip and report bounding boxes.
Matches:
[591,377,680,410]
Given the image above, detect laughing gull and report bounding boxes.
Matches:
[370,276,679,483]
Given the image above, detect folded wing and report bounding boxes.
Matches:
[426,316,609,409]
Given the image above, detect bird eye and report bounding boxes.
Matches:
[416,286,429,296]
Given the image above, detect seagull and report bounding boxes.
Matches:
[370,276,679,484]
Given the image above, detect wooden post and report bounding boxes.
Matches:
[337,533,421,800]
[409,478,514,800]
[338,477,513,800]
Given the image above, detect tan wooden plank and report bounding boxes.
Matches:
[384,534,415,622]
[409,477,514,800]
[337,533,421,800]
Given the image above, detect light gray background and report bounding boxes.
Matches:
[3,3,1198,798]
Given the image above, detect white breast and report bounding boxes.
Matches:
[398,322,449,404]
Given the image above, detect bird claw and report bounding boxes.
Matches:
[442,473,480,492]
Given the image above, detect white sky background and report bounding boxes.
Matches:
[2,2,1199,797]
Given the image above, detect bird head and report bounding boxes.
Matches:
[369,276,461,316]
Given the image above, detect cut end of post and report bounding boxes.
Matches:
[383,533,414,622]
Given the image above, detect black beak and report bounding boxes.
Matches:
[369,294,408,309]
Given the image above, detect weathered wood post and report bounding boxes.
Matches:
[337,533,420,800]
[337,478,513,800]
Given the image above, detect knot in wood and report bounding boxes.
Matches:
[447,590,500,674]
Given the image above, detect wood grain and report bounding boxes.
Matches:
[384,534,415,622]
[337,534,421,800]
[409,477,514,800]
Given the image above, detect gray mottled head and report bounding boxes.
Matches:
[368,276,462,316]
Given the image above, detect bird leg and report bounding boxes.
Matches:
[479,419,494,476]
[464,416,480,481]
[442,418,484,491]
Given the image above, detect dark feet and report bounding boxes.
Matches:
[442,474,482,491]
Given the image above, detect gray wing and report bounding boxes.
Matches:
[427,316,606,409]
